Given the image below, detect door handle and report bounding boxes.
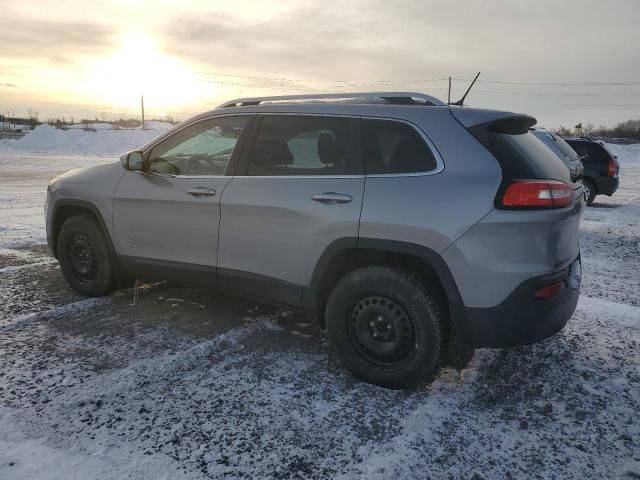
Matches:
[187,187,216,197]
[311,192,353,205]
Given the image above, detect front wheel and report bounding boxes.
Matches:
[325,266,445,389]
[56,214,115,296]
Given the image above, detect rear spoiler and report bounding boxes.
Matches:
[450,107,537,147]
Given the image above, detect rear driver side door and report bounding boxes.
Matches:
[217,114,364,306]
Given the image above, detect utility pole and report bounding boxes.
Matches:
[447,76,452,104]
[141,94,145,130]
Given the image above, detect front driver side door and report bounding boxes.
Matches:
[112,115,252,278]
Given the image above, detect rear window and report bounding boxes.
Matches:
[362,119,437,174]
[488,131,572,183]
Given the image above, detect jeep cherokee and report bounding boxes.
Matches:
[45,92,584,388]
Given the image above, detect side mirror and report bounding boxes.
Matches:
[120,150,144,170]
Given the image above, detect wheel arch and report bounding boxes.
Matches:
[306,238,464,317]
[51,199,132,287]
[50,199,117,261]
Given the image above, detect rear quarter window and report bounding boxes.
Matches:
[362,119,438,174]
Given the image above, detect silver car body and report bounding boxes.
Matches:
[46,94,584,348]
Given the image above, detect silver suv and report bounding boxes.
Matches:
[45,92,584,388]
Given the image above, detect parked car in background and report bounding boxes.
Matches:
[563,136,620,205]
[45,92,585,388]
[531,127,584,188]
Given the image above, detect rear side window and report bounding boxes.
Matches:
[362,119,437,174]
[488,131,572,183]
[246,116,358,176]
[566,141,608,162]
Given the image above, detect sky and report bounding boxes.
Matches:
[0,0,639,128]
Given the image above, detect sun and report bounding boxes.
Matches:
[79,32,214,113]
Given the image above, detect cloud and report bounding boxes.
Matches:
[0,19,115,60]
[160,0,640,95]
[160,3,454,83]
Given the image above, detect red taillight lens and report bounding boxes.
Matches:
[534,281,565,300]
[607,159,618,177]
[501,180,573,209]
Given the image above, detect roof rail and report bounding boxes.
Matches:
[217,92,446,108]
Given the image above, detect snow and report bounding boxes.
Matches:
[0,123,170,156]
[0,155,116,248]
[0,144,639,478]
[143,120,174,131]
[0,407,190,480]
[67,123,116,130]
[606,142,640,166]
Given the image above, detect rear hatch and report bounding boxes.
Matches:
[451,108,584,270]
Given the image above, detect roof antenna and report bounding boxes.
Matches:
[450,71,481,106]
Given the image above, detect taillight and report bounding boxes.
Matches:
[500,180,573,209]
[534,281,565,300]
[607,159,618,177]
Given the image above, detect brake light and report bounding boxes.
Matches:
[534,281,565,300]
[500,180,572,209]
[607,159,618,177]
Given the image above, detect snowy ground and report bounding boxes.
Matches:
[0,146,639,479]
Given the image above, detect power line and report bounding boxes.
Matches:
[1,64,638,87]
[471,90,640,97]
[458,79,640,87]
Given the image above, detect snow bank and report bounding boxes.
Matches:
[68,123,115,130]
[143,121,173,131]
[66,121,173,131]
[0,124,172,156]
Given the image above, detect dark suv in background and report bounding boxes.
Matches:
[563,137,620,205]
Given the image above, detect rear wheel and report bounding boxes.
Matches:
[583,179,596,205]
[56,214,115,296]
[325,266,445,389]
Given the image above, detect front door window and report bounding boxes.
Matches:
[147,116,249,176]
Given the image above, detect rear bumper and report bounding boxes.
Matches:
[595,176,619,196]
[461,257,581,348]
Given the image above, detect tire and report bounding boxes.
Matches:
[325,266,445,389]
[583,179,596,206]
[56,214,115,296]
